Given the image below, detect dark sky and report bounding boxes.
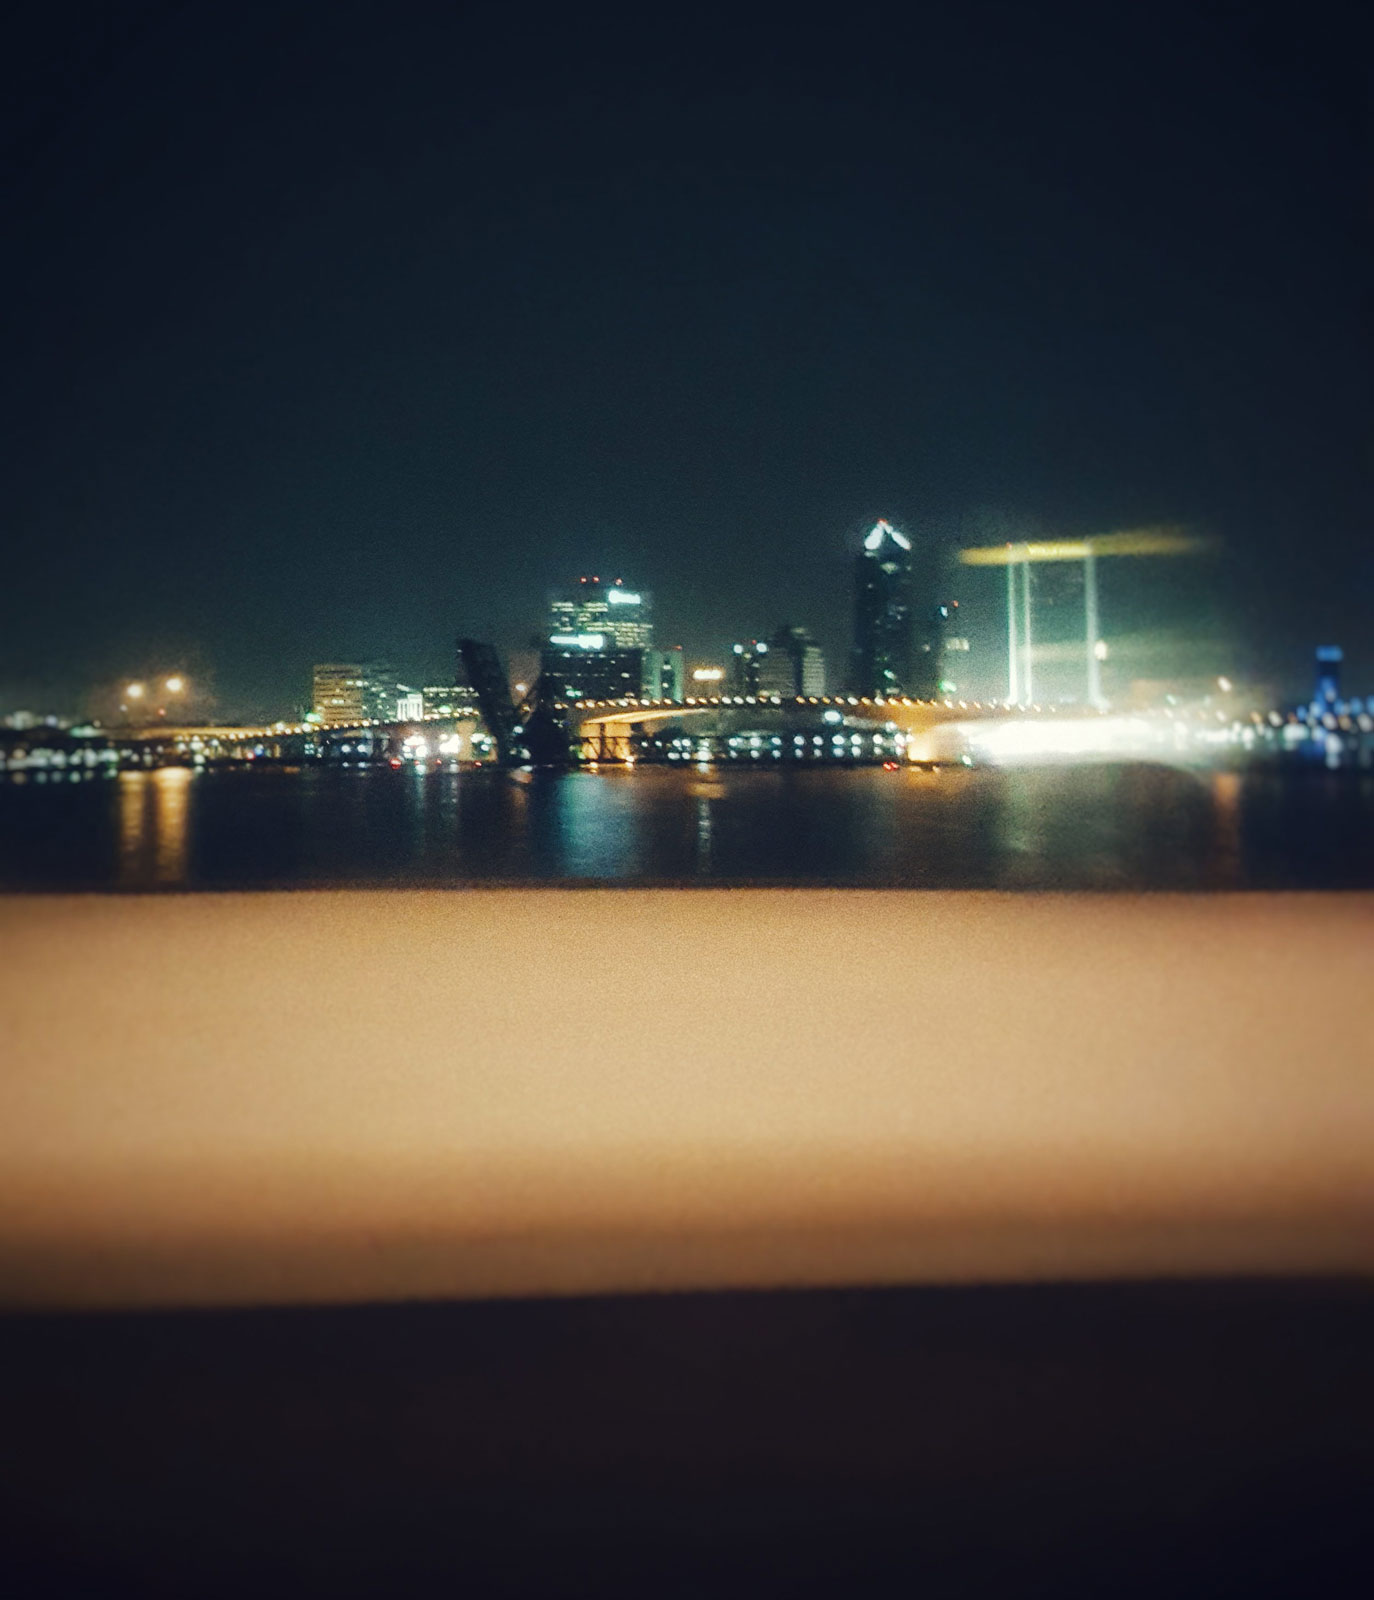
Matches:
[4,0,1367,717]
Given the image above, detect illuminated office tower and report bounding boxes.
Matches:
[312,663,400,725]
[540,636,644,701]
[851,519,919,696]
[548,577,654,649]
[312,664,366,726]
[541,576,656,701]
[421,683,481,719]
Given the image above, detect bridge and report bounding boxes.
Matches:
[128,699,1097,766]
[110,687,1265,773]
[122,714,487,763]
[566,693,1077,762]
[565,693,1277,767]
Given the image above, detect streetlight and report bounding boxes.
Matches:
[165,675,185,694]
[126,682,145,700]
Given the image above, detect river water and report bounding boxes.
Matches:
[2,762,1371,891]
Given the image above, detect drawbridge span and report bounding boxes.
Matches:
[568,693,1081,762]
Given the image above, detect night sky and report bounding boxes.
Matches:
[4,1,1367,718]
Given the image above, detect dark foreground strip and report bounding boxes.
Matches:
[1,1279,1369,1599]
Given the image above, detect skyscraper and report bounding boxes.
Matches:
[548,578,654,649]
[645,646,685,701]
[540,576,656,701]
[730,640,766,695]
[312,663,402,726]
[770,626,826,696]
[312,664,366,726]
[732,629,827,696]
[851,520,919,697]
[539,638,645,702]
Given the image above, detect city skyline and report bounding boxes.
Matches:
[0,513,1342,725]
[3,4,1366,719]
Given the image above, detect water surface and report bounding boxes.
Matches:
[2,763,1371,891]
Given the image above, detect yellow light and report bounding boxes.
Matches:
[958,526,1201,566]
[126,682,145,700]
[164,676,185,694]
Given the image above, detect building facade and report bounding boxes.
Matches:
[851,520,916,696]
[644,646,685,701]
[850,520,940,697]
[312,664,401,726]
[312,664,366,726]
[540,640,647,702]
[360,666,399,722]
[770,625,826,696]
[421,684,481,719]
[548,578,654,649]
[730,629,826,697]
[540,576,659,701]
[730,641,767,695]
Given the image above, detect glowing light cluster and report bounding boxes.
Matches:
[863,518,911,552]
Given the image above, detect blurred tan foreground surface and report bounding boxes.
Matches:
[1,890,1371,1309]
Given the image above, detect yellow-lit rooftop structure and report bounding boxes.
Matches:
[957,526,1206,706]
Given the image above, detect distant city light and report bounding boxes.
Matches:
[549,632,606,650]
[1217,676,1233,692]
[607,589,641,605]
[692,668,724,682]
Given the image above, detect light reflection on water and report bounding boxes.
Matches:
[1211,771,1244,884]
[117,772,147,888]
[3,763,1372,891]
[117,769,192,886]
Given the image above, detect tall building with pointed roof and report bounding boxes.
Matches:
[851,519,921,696]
